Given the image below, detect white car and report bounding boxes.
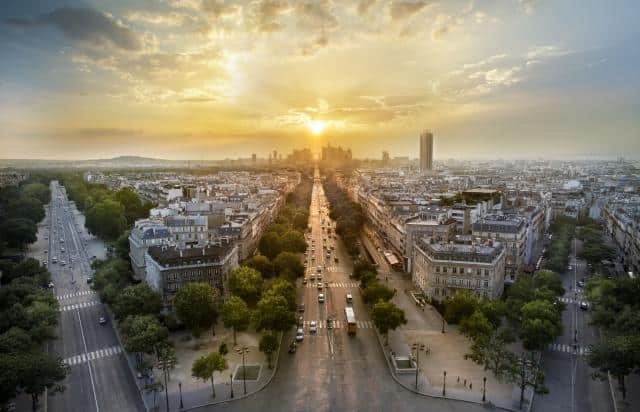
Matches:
[346,293,353,303]
[310,321,317,333]
[318,293,325,303]
[317,282,323,290]
[295,328,304,342]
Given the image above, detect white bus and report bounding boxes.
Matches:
[345,307,357,336]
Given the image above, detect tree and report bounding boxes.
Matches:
[7,196,44,224]
[371,300,407,344]
[459,310,493,341]
[520,300,563,352]
[253,294,296,333]
[280,230,307,253]
[114,231,131,261]
[16,352,69,412]
[444,290,479,324]
[465,329,518,382]
[517,352,548,408]
[245,255,275,279]
[221,297,251,345]
[264,277,296,311]
[174,283,220,338]
[259,231,282,260]
[22,183,50,204]
[113,283,163,319]
[0,218,37,248]
[227,267,263,305]
[85,199,127,239]
[353,260,376,279]
[588,335,640,400]
[114,187,143,225]
[532,270,564,296]
[358,271,377,289]
[0,327,33,353]
[157,342,177,411]
[273,252,304,281]
[121,315,169,362]
[362,281,394,305]
[192,352,227,398]
[259,334,279,369]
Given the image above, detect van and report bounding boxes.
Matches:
[346,293,353,303]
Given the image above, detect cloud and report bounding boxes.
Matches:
[518,0,537,15]
[431,13,464,40]
[357,0,378,15]
[525,45,570,60]
[247,0,291,33]
[73,128,144,138]
[294,1,338,30]
[6,6,145,51]
[389,1,429,21]
[201,0,241,18]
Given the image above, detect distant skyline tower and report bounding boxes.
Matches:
[382,150,390,166]
[419,130,433,174]
[273,150,278,162]
[252,153,257,164]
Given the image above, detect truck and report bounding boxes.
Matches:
[345,307,357,336]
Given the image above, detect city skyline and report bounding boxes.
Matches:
[1,0,639,160]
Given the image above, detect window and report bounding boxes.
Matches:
[453,267,457,274]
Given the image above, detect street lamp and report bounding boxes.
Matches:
[179,381,184,409]
[443,371,447,397]
[482,376,487,402]
[442,318,446,333]
[411,342,425,390]
[239,346,250,395]
[230,374,234,399]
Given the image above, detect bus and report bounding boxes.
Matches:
[345,307,357,336]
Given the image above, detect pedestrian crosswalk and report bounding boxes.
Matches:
[548,343,589,356]
[302,320,374,329]
[559,297,586,305]
[64,345,123,366]
[305,282,358,288]
[59,300,100,312]
[57,290,97,300]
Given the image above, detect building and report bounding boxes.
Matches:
[412,237,505,301]
[382,151,390,166]
[472,214,527,280]
[128,219,171,280]
[321,144,352,169]
[419,130,433,174]
[144,242,239,306]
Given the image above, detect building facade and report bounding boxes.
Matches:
[419,130,433,174]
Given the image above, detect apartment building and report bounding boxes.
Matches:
[472,215,527,281]
[128,219,171,280]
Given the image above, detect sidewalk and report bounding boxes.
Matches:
[136,323,279,412]
[361,232,530,411]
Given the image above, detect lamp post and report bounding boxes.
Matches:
[412,342,425,390]
[442,318,446,333]
[230,374,234,399]
[178,381,184,410]
[443,371,447,397]
[482,376,487,402]
[240,346,250,395]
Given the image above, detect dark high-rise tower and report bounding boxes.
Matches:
[419,130,433,174]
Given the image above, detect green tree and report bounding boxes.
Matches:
[174,283,220,338]
[192,352,227,398]
[280,230,307,253]
[371,300,407,344]
[7,196,44,223]
[245,255,275,279]
[273,252,304,281]
[22,183,50,204]
[532,270,564,296]
[0,327,34,353]
[264,277,296,311]
[253,294,296,333]
[85,198,127,239]
[221,296,251,345]
[259,231,282,260]
[114,187,143,225]
[362,281,394,305]
[444,290,479,324]
[358,271,377,289]
[114,231,131,261]
[0,218,37,248]
[520,300,563,351]
[227,267,263,305]
[259,334,279,369]
[121,315,169,360]
[113,283,163,319]
[459,310,493,341]
[465,329,518,382]
[17,352,69,412]
[588,335,640,400]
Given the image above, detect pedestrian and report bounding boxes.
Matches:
[464,379,467,387]
[457,376,460,383]
[469,382,472,390]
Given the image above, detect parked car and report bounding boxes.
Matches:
[579,301,589,311]
[99,317,107,325]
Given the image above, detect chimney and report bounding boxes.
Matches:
[179,249,183,258]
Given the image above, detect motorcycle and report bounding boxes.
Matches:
[289,341,297,354]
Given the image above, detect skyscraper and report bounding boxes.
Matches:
[419,130,433,174]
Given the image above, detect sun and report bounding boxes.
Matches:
[308,119,326,135]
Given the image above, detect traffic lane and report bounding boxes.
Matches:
[533,351,574,412]
[48,359,95,412]
[79,304,120,353]
[92,355,145,412]
[51,309,87,359]
[575,354,614,412]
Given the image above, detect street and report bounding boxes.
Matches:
[45,181,144,412]
[533,239,614,412]
[210,168,486,412]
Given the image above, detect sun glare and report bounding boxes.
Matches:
[308,120,326,135]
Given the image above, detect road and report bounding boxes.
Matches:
[211,168,485,412]
[533,239,614,412]
[45,181,144,412]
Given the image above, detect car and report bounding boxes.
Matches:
[579,301,589,311]
[60,261,66,266]
[295,328,304,342]
[310,321,317,333]
[99,317,107,325]
[317,273,322,280]
[346,293,353,303]
[318,293,325,303]
[317,282,323,290]
[298,303,305,313]
[48,281,54,288]
[302,278,307,284]
[298,316,304,327]
[43,261,47,267]
[577,280,585,288]
[317,266,322,273]
[87,277,94,284]
[310,273,315,280]
[43,250,48,254]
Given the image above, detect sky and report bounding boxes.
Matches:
[1,0,639,160]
